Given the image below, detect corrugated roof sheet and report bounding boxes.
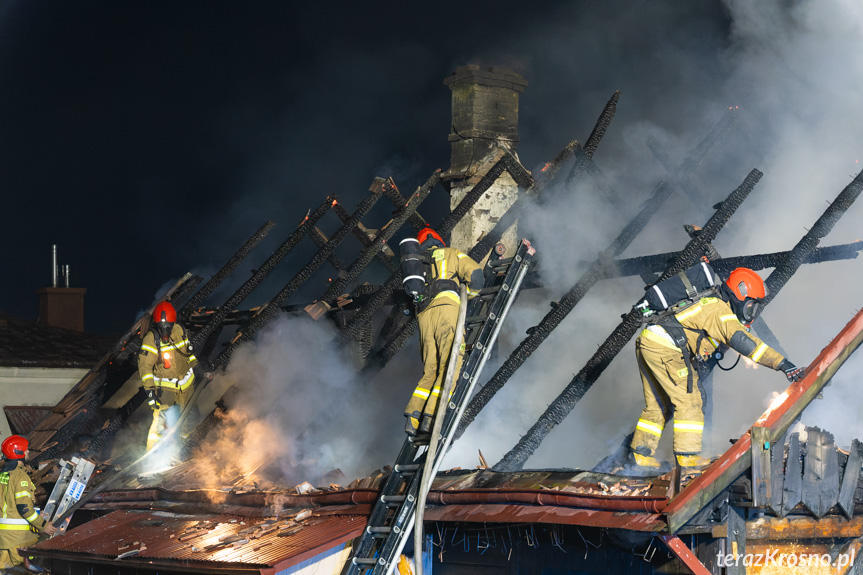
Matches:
[28,509,365,573]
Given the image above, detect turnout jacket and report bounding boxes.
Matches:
[138,323,198,392]
[422,247,483,310]
[0,459,46,532]
[641,296,785,369]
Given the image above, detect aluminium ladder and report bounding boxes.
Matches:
[348,239,536,574]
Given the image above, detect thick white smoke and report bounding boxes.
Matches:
[445,0,863,470]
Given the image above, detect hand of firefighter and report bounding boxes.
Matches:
[42,522,58,536]
[146,388,162,409]
[778,359,805,382]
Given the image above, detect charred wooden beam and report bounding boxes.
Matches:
[801,427,840,518]
[180,221,276,320]
[342,159,512,343]
[379,177,426,232]
[781,432,803,517]
[763,170,863,304]
[189,197,334,354]
[609,241,863,278]
[456,179,675,439]
[564,91,619,192]
[331,193,398,272]
[493,169,762,471]
[214,191,381,367]
[169,276,204,313]
[310,226,349,273]
[318,172,439,306]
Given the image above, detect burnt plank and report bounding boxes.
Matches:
[769,430,787,516]
[726,505,746,575]
[781,432,803,517]
[802,427,840,518]
[838,439,863,519]
[751,425,772,507]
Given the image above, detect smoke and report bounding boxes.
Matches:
[443,0,863,471]
[188,313,409,487]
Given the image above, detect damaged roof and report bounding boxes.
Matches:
[29,509,366,575]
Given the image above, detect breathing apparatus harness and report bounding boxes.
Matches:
[636,262,736,392]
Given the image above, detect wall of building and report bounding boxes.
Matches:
[0,366,88,438]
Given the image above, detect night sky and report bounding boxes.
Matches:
[2,2,856,338]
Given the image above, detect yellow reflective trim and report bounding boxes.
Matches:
[141,345,158,354]
[636,419,663,437]
[413,389,430,399]
[751,342,768,362]
[720,314,739,323]
[430,387,441,396]
[640,328,681,351]
[441,258,447,280]
[25,511,39,522]
[0,523,31,530]
[189,355,197,362]
[674,420,704,432]
[676,305,703,321]
[457,253,468,258]
[433,291,461,305]
[676,367,689,378]
[14,491,30,499]
[141,373,154,381]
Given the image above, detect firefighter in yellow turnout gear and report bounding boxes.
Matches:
[401,227,484,436]
[138,301,198,450]
[630,268,805,469]
[1,435,55,571]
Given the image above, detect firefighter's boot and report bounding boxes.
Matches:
[632,452,661,469]
[419,414,434,435]
[676,453,711,469]
[405,412,421,437]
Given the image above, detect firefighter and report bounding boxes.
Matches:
[403,226,484,436]
[1,435,55,572]
[629,268,805,469]
[138,301,198,450]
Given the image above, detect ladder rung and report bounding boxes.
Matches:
[367,526,392,534]
[381,494,406,506]
[352,557,379,567]
[394,464,420,473]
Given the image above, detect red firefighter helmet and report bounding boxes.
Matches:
[417,226,445,247]
[725,268,766,301]
[152,301,177,324]
[2,435,28,460]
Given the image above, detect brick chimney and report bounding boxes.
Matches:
[36,246,86,331]
[443,65,527,255]
[37,287,86,332]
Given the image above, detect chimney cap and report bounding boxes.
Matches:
[444,65,527,92]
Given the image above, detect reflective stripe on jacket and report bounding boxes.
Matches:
[641,297,784,369]
[426,247,482,307]
[138,323,198,391]
[0,461,46,531]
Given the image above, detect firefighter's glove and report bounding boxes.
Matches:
[778,359,805,383]
[146,388,162,409]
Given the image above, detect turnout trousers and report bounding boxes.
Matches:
[630,333,704,455]
[147,386,191,450]
[0,531,38,569]
[405,300,464,420]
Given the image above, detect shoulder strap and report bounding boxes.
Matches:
[657,316,696,393]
